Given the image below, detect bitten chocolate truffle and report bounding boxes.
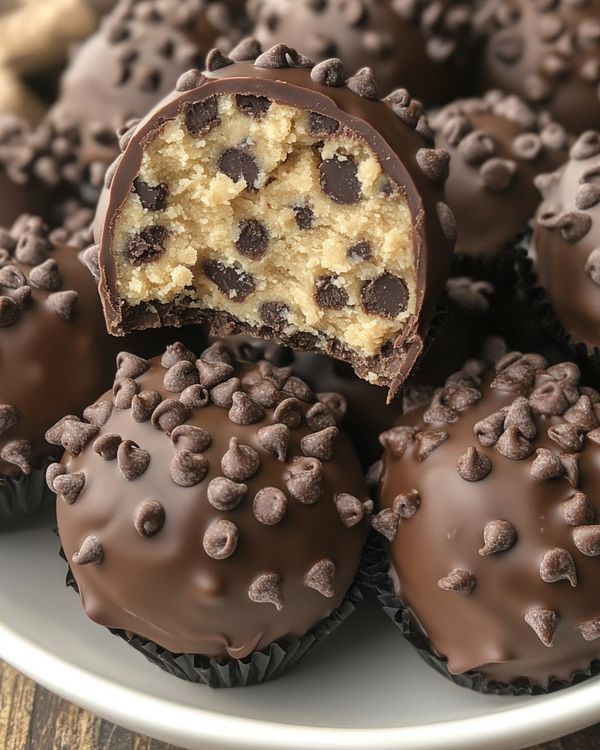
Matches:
[430,92,568,261]
[531,130,600,354]
[474,0,600,135]
[52,339,370,684]
[248,0,475,104]
[0,215,121,524]
[375,350,600,691]
[91,42,455,396]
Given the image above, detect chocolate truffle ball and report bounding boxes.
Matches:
[53,340,370,682]
[0,214,121,523]
[474,0,600,135]
[90,41,455,397]
[248,0,475,104]
[531,130,600,354]
[375,350,600,691]
[430,92,569,261]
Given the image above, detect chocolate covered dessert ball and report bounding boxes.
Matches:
[90,42,455,397]
[374,351,600,692]
[430,92,568,262]
[531,130,600,354]
[52,339,371,686]
[474,0,600,135]
[249,0,475,104]
[0,215,122,525]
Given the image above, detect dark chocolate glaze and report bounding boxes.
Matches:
[93,45,455,398]
[55,341,370,658]
[248,0,475,103]
[531,130,600,352]
[430,92,569,260]
[474,0,600,135]
[377,352,600,687]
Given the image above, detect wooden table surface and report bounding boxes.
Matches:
[1,660,599,750]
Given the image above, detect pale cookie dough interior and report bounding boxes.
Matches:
[111,93,417,359]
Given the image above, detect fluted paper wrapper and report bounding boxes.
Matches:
[0,457,55,528]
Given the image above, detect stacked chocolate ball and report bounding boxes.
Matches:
[1,0,600,693]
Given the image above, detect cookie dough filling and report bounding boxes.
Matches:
[111,94,416,361]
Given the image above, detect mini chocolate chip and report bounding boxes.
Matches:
[561,453,579,488]
[151,399,190,433]
[480,157,517,191]
[346,67,377,99]
[134,500,165,538]
[93,433,121,461]
[573,525,600,556]
[0,265,26,288]
[361,273,408,318]
[524,608,558,647]
[116,352,150,379]
[125,225,168,266]
[201,342,233,365]
[305,403,336,431]
[347,240,371,261]
[11,286,31,311]
[0,439,31,474]
[496,425,533,460]
[282,376,314,403]
[314,275,349,309]
[309,112,340,136]
[133,178,168,211]
[45,415,80,446]
[72,536,103,566]
[457,446,492,481]
[293,203,315,232]
[540,547,577,587]
[257,423,289,461]
[117,440,150,481]
[438,569,476,594]
[586,249,600,285]
[253,487,287,525]
[196,360,235,389]
[561,492,594,526]
[113,377,138,410]
[319,154,361,204]
[210,378,240,408]
[310,58,345,87]
[221,437,260,482]
[247,378,279,409]
[286,457,323,504]
[47,290,78,320]
[539,210,592,243]
[416,148,450,184]
[203,519,238,560]
[415,430,449,460]
[185,95,220,137]
[248,573,283,610]
[530,448,565,481]
[529,382,568,417]
[218,147,259,188]
[53,472,85,504]
[505,397,536,439]
[170,450,208,487]
[301,426,338,460]
[273,397,303,428]
[437,202,457,243]
[473,410,506,447]
[161,342,196,368]
[317,392,347,423]
[171,424,211,453]
[571,131,600,160]
[229,392,265,426]
[371,508,399,542]
[335,493,367,527]
[164,361,199,393]
[392,490,421,519]
[28,259,61,291]
[15,233,50,266]
[207,477,247,511]
[0,404,18,435]
[479,519,516,555]
[564,395,599,431]
[203,260,256,301]
[548,423,585,452]
[379,426,416,457]
[235,219,269,260]
[46,463,65,493]
[305,559,335,597]
[175,69,206,92]
[580,618,600,642]
[132,390,162,422]
[60,420,98,456]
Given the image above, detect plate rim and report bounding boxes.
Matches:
[1,616,599,750]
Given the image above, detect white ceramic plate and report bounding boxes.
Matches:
[1,510,599,750]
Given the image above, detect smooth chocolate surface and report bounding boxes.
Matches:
[532,130,600,352]
[376,351,600,687]
[55,340,370,658]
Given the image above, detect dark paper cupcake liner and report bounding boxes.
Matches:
[65,563,362,688]
[0,457,55,528]
[366,535,600,696]
[513,235,600,380]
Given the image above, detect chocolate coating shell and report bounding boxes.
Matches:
[57,345,369,658]
[378,354,600,687]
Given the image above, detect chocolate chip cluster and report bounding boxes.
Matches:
[375,350,600,688]
[53,339,370,659]
[532,130,600,352]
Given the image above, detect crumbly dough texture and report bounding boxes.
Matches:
[111,94,416,361]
